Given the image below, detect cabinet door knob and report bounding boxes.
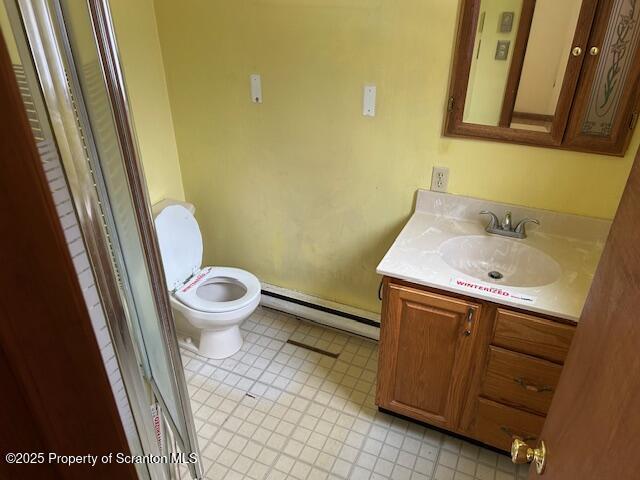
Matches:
[572,46,583,57]
[589,46,600,56]
[511,438,547,474]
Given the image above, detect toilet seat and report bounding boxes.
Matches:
[155,204,203,291]
[173,266,261,313]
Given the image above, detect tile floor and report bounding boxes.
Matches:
[181,306,529,480]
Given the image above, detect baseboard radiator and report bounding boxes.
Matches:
[260,283,380,340]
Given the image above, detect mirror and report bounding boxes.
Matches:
[446,0,640,155]
[461,0,583,132]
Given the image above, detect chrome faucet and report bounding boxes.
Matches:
[480,210,540,239]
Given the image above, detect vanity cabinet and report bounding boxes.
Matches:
[376,283,484,430]
[376,277,576,452]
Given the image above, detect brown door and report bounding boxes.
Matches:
[522,145,640,478]
[377,282,483,429]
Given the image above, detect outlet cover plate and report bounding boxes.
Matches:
[431,167,449,193]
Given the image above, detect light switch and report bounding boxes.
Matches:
[363,85,376,117]
[250,74,262,103]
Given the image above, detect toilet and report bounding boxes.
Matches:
[153,200,260,359]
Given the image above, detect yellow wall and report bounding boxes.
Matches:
[152,0,639,313]
[0,3,21,64]
[110,0,184,204]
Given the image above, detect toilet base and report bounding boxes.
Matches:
[198,325,243,359]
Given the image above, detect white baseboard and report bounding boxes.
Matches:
[260,283,380,340]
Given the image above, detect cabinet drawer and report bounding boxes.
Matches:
[475,398,545,452]
[492,309,575,363]
[482,347,561,415]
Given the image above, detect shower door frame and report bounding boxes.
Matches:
[78,1,203,475]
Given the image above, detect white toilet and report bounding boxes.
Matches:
[154,200,260,359]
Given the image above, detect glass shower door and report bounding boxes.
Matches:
[11,0,202,478]
[54,0,188,435]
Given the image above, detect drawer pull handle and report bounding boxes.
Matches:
[500,426,536,442]
[463,307,474,336]
[514,377,553,393]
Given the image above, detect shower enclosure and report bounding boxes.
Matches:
[1,1,201,479]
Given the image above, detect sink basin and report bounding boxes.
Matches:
[439,235,561,288]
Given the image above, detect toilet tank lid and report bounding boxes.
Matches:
[154,204,203,290]
[152,199,195,218]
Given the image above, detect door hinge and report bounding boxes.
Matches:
[630,111,639,130]
[447,96,455,112]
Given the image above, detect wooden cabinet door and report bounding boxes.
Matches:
[564,0,640,155]
[377,283,482,429]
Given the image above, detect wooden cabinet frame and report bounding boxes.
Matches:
[444,0,640,156]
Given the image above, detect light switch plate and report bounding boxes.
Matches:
[250,74,262,103]
[495,41,511,60]
[363,85,376,117]
[431,167,449,193]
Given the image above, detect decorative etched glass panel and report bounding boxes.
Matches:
[582,0,640,136]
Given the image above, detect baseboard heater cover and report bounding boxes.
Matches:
[260,284,380,341]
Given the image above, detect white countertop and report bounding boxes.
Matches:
[377,190,611,322]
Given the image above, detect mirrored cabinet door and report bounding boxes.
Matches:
[461,0,595,138]
[446,0,640,156]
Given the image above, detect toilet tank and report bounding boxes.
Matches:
[152,198,195,218]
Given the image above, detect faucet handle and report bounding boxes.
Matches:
[480,210,500,229]
[514,218,540,235]
[502,211,513,230]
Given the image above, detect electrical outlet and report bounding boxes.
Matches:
[431,167,449,193]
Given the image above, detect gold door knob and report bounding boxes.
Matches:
[511,438,547,474]
[589,46,600,56]
[572,46,583,57]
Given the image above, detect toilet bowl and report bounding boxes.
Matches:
[154,202,260,359]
